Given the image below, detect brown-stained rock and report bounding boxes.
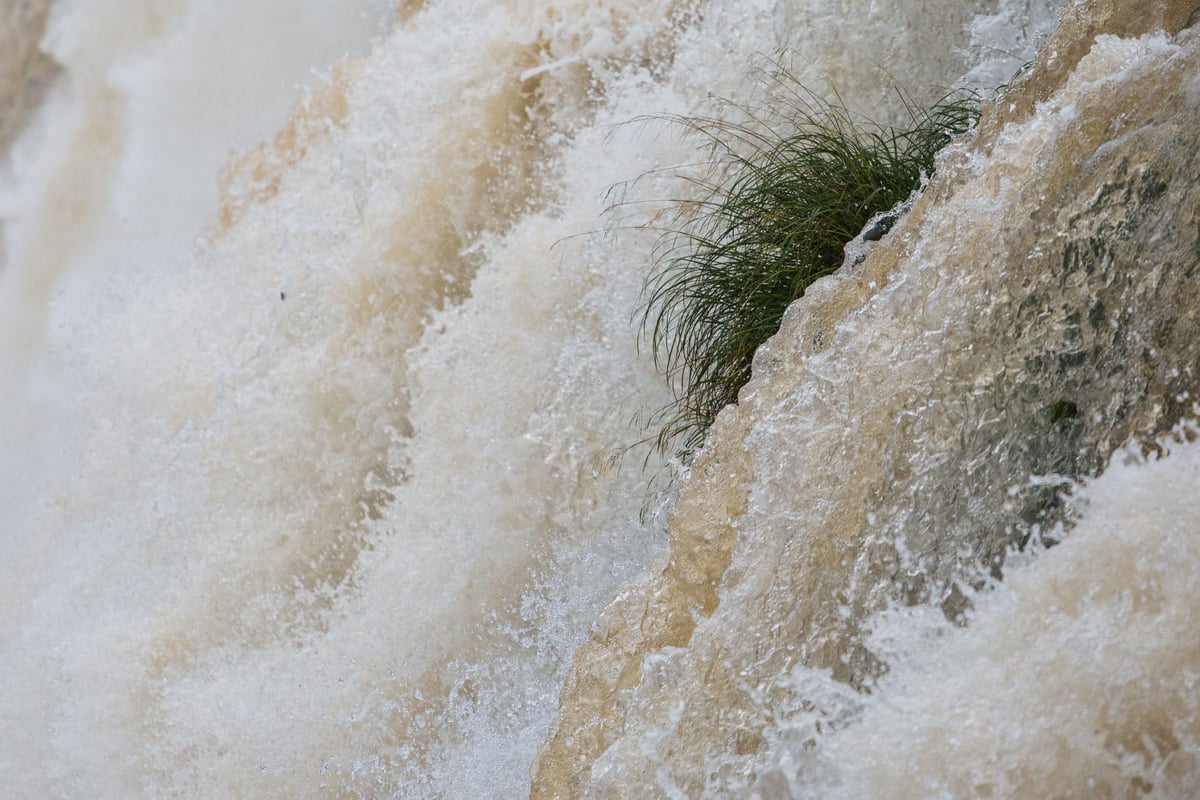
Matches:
[0,0,59,156]
[531,4,1200,796]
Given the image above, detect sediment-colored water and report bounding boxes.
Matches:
[2,0,1197,797]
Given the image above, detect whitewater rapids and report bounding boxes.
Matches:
[4,0,1199,798]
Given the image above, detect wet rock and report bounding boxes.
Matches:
[533,6,1200,796]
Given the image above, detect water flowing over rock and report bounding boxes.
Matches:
[2,0,1199,797]
[533,1,1200,795]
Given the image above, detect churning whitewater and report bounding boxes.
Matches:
[3,0,1199,797]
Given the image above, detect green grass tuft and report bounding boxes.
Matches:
[640,90,979,458]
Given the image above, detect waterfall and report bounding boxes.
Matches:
[3,0,1197,797]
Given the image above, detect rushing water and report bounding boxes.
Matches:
[3,0,1198,797]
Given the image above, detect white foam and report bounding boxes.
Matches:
[763,435,1200,798]
[0,0,1074,795]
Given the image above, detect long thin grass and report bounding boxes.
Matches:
[640,91,979,458]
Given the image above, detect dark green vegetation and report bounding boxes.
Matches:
[640,92,980,458]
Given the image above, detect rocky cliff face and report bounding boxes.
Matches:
[533,1,1200,795]
[0,0,58,270]
[0,0,57,156]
